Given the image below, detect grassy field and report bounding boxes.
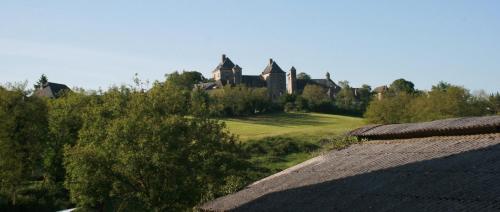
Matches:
[221,112,365,173]
[223,112,365,141]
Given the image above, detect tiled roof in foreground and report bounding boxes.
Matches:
[348,116,500,139]
[199,116,500,211]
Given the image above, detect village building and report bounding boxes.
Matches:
[373,85,389,100]
[34,82,71,98]
[198,54,286,100]
[199,54,355,100]
[287,68,341,98]
[199,115,500,211]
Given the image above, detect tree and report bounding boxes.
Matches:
[0,86,48,206]
[301,84,329,111]
[63,86,251,211]
[364,92,413,124]
[389,78,415,94]
[209,85,271,116]
[335,81,355,110]
[365,81,496,124]
[296,72,311,80]
[165,71,206,90]
[34,74,48,89]
[45,91,91,182]
[488,93,500,114]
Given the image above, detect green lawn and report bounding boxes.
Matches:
[221,112,366,173]
[223,112,365,141]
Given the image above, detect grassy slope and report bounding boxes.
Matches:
[223,112,364,141]
[222,112,365,172]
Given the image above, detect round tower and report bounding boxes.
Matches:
[287,66,297,94]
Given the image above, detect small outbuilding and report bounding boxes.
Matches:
[199,116,500,211]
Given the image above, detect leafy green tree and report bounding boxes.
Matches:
[0,86,48,206]
[63,86,251,211]
[165,71,206,90]
[149,80,191,116]
[210,85,271,116]
[488,93,500,114]
[357,84,372,112]
[301,84,329,111]
[364,92,414,124]
[296,72,311,80]
[389,78,415,94]
[408,83,484,122]
[34,74,49,89]
[335,81,355,111]
[45,91,91,182]
[365,81,496,124]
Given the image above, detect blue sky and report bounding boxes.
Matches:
[1,0,499,92]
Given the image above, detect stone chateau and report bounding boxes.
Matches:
[198,54,345,100]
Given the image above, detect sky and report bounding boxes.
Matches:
[1,0,499,93]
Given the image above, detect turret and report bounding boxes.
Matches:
[287,66,297,94]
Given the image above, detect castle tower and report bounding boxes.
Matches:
[287,66,297,94]
[232,65,242,84]
[261,58,286,101]
[212,54,237,85]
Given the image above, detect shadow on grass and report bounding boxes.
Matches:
[227,112,346,127]
[234,143,500,211]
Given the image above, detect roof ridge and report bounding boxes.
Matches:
[349,116,500,140]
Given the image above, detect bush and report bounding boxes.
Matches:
[243,136,320,157]
[365,82,497,124]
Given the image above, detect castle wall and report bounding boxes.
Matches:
[214,69,235,84]
[267,72,286,101]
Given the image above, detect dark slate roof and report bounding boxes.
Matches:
[34,82,71,98]
[296,79,340,92]
[348,116,500,139]
[199,116,500,211]
[310,79,338,89]
[213,56,236,73]
[194,82,218,91]
[261,59,285,75]
[241,75,266,88]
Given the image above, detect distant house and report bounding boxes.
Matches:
[34,82,71,98]
[199,116,500,211]
[373,85,388,100]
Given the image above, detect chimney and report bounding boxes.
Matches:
[326,72,331,80]
[222,54,227,61]
[269,58,273,64]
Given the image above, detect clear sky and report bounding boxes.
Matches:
[1,0,499,93]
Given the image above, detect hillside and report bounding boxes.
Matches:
[223,112,365,141]
[221,112,365,173]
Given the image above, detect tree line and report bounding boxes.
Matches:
[0,74,260,211]
[364,79,500,124]
[1,71,498,210]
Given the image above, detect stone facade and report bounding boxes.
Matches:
[210,55,286,101]
[204,54,357,101]
[287,67,297,94]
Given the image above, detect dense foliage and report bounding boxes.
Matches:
[1,72,498,210]
[0,86,49,209]
[63,87,251,211]
[281,82,372,115]
[0,75,255,211]
[365,80,499,124]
